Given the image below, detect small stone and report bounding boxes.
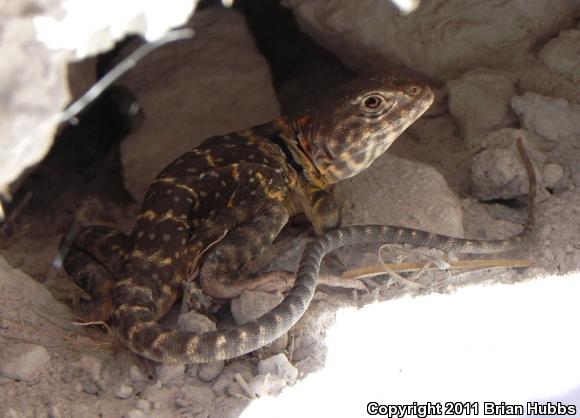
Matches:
[156,363,185,385]
[74,383,83,393]
[248,374,288,397]
[0,343,50,381]
[129,365,149,383]
[124,410,145,418]
[198,361,225,382]
[565,244,575,254]
[543,163,564,189]
[4,409,21,418]
[115,384,134,399]
[79,355,102,382]
[134,399,151,412]
[231,290,284,325]
[48,405,62,418]
[177,311,216,333]
[257,353,298,385]
[96,378,108,391]
[82,380,100,395]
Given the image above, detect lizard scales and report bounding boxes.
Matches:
[61,71,533,364]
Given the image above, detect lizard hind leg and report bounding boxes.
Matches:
[60,225,129,322]
[199,201,291,300]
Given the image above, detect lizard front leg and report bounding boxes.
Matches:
[303,185,343,235]
[60,225,129,322]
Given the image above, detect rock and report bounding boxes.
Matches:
[156,363,185,385]
[79,355,102,382]
[211,360,254,396]
[335,153,464,237]
[282,0,579,80]
[1,0,198,192]
[0,256,73,349]
[175,385,215,408]
[124,410,146,418]
[517,63,580,104]
[82,380,99,395]
[511,93,580,141]
[177,311,216,333]
[470,132,544,200]
[230,290,284,325]
[115,384,134,399]
[198,361,225,382]
[448,68,516,139]
[129,365,150,383]
[134,400,151,412]
[257,353,298,386]
[539,30,580,83]
[120,7,280,200]
[248,374,288,397]
[543,163,565,189]
[0,343,50,381]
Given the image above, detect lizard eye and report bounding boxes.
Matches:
[360,94,391,114]
[406,85,422,96]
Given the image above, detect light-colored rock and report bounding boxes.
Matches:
[511,93,580,141]
[543,163,565,189]
[211,360,254,396]
[335,153,464,237]
[1,0,199,193]
[198,361,225,382]
[120,8,280,200]
[79,355,102,382]
[115,384,134,399]
[175,385,214,411]
[248,374,288,397]
[257,353,298,386]
[518,64,580,104]
[448,68,516,139]
[0,343,50,381]
[124,410,145,418]
[156,363,185,385]
[539,30,580,83]
[231,290,284,325]
[470,133,544,200]
[134,400,151,412]
[177,311,216,333]
[282,0,579,80]
[129,365,149,383]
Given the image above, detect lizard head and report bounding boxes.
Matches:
[296,71,434,184]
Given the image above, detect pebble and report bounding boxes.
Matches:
[156,363,185,385]
[115,384,134,399]
[129,365,149,383]
[135,399,151,412]
[248,374,288,397]
[82,380,100,395]
[543,163,564,188]
[257,353,298,385]
[0,343,50,381]
[124,410,145,418]
[79,355,102,382]
[198,361,225,382]
[48,405,62,418]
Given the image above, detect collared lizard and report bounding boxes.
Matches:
[60,71,534,364]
